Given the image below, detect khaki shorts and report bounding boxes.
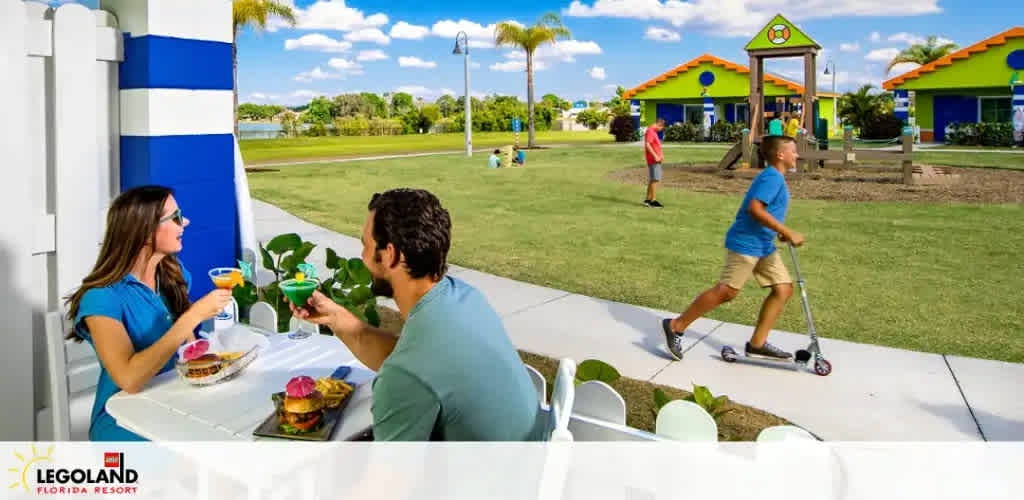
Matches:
[719,250,792,289]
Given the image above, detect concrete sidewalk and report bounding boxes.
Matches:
[251,199,1024,441]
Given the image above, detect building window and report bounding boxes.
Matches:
[980,98,1011,123]
[735,104,749,124]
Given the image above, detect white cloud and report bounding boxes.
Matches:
[357,49,389,62]
[888,32,954,46]
[489,59,549,72]
[589,67,607,80]
[471,61,481,69]
[394,86,476,100]
[645,27,681,42]
[390,21,430,40]
[839,42,860,52]
[888,62,921,76]
[344,28,390,45]
[536,40,602,62]
[869,31,881,42]
[247,92,282,101]
[865,47,901,62]
[398,56,438,69]
[564,1,940,37]
[291,90,321,99]
[430,19,524,49]
[326,57,365,75]
[275,0,388,32]
[603,84,619,90]
[284,33,352,53]
[293,66,337,82]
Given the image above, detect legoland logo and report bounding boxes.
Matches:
[8,446,138,495]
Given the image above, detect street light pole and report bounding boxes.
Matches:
[453,32,472,157]
[824,59,837,134]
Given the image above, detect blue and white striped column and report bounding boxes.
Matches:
[102,0,237,300]
[894,89,910,124]
[703,97,715,138]
[1012,84,1024,145]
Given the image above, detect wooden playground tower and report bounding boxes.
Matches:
[719,14,820,170]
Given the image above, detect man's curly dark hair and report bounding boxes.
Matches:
[368,188,451,280]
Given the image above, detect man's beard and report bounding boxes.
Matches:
[370,276,394,298]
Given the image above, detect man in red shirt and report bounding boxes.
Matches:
[644,118,666,207]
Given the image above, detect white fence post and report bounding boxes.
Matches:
[0,0,37,441]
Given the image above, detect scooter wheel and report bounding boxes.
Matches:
[814,359,832,376]
[721,346,738,363]
[794,349,811,363]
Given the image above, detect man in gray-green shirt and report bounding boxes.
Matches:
[291,188,545,441]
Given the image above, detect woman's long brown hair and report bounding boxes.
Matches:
[64,186,191,340]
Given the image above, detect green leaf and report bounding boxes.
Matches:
[266,233,302,254]
[259,244,276,273]
[364,303,380,327]
[281,242,316,273]
[692,384,714,409]
[325,248,343,269]
[653,388,672,410]
[575,359,621,383]
[713,395,729,411]
[347,285,373,306]
[346,258,372,285]
[232,281,259,312]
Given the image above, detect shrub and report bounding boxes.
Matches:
[233,233,381,333]
[663,123,685,142]
[609,115,636,142]
[945,122,1015,147]
[709,121,742,143]
[859,113,904,140]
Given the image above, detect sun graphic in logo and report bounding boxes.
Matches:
[9,444,53,492]
[767,24,791,45]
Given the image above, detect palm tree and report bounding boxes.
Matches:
[233,0,296,137]
[887,36,959,74]
[838,84,891,131]
[495,13,570,148]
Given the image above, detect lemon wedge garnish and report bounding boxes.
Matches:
[295,272,305,282]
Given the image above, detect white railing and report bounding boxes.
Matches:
[0,0,123,440]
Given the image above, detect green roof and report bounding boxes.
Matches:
[745,14,820,51]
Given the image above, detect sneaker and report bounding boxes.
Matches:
[643,199,653,207]
[745,341,793,360]
[662,319,684,360]
[649,200,664,208]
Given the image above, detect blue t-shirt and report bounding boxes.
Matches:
[725,167,790,257]
[516,150,526,164]
[74,266,192,441]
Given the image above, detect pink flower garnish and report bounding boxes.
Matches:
[286,376,316,398]
[182,339,209,361]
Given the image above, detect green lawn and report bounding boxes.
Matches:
[247,146,1024,362]
[239,130,614,164]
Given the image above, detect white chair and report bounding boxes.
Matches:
[248,301,278,333]
[756,425,816,442]
[573,381,626,426]
[524,364,547,408]
[655,400,718,442]
[548,358,576,442]
[43,311,101,441]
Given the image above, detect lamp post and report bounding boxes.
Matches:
[823,59,837,134]
[452,32,472,157]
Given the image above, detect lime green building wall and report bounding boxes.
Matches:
[630,62,797,101]
[891,38,1023,91]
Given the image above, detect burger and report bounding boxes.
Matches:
[279,376,325,434]
[185,353,222,378]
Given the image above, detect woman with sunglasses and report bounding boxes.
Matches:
[64,185,233,441]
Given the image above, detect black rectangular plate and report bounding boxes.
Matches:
[252,389,354,441]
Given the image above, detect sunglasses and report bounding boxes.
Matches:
[159,208,185,226]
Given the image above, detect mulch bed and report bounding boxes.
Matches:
[610,164,1024,204]
[368,306,793,441]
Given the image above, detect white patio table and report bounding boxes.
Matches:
[106,324,377,443]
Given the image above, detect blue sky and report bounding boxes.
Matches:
[53,1,1017,105]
